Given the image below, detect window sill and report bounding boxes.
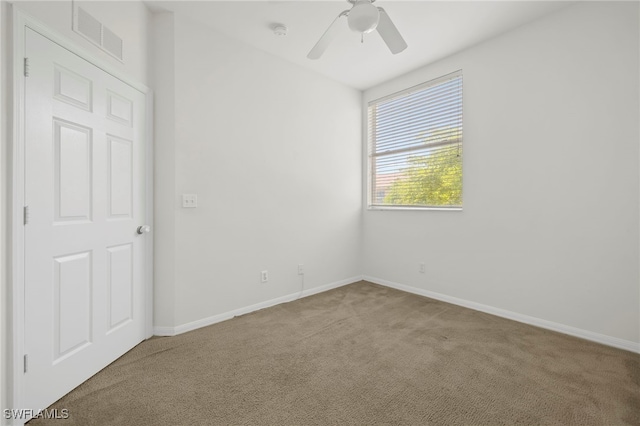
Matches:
[367,206,463,212]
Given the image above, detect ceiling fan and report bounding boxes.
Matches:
[307,0,407,60]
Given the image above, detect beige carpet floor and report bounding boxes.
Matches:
[30,281,639,425]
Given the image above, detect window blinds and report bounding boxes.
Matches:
[368,71,463,208]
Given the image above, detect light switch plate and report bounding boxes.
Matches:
[182,194,198,208]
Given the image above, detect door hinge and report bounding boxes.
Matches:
[24,57,29,77]
[23,205,29,225]
[24,354,28,373]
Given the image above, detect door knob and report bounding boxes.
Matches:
[137,225,151,235]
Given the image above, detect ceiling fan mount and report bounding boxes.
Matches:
[308,0,407,60]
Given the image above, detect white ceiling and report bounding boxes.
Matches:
[152,1,573,90]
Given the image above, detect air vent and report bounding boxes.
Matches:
[77,7,101,46]
[73,3,124,61]
[102,27,123,61]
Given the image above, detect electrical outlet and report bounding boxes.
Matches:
[182,194,198,208]
[419,262,425,273]
[298,264,304,275]
[261,270,268,283]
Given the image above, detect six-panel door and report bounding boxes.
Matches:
[23,28,147,412]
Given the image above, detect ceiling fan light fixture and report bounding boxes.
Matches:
[347,0,379,34]
[307,0,406,60]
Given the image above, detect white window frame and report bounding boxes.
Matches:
[367,70,463,211]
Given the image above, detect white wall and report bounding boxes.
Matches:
[150,11,177,330]
[363,1,640,346]
[153,13,362,330]
[1,0,8,416]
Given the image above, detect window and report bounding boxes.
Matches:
[368,71,463,209]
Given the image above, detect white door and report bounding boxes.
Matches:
[23,28,148,411]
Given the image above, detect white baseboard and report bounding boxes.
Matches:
[153,275,363,337]
[364,275,640,354]
[152,326,175,336]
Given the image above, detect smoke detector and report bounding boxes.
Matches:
[273,24,288,36]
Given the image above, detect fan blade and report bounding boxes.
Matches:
[376,7,407,54]
[307,11,348,60]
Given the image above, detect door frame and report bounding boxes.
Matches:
[10,9,154,421]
